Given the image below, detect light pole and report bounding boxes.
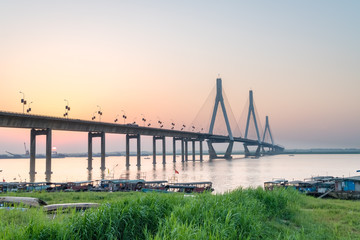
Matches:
[91,111,96,120]
[97,105,102,122]
[121,110,127,124]
[181,124,186,131]
[19,91,27,114]
[64,99,70,118]
[157,117,163,128]
[170,119,175,130]
[114,114,119,123]
[141,114,146,127]
[26,102,33,113]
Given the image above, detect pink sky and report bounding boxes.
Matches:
[0,1,359,153]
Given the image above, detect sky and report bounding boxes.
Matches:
[0,1,359,153]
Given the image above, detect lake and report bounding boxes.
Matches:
[1,154,359,193]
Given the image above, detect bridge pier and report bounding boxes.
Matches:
[207,140,217,160]
[126,134,141,167]
[199,140,203,162]
[181,138,185,162]
[153,136,156,164]
[244,144,261,158]
[172,137,185,162]
[162,136,166,164]
[173,137,176,162]
[207,140,233,160]
[224,141,234,159]
[185,139,188,161]
[88,132,106,171]
[153,136,166,165]
[192,140,195,161]
[29,128,52,182]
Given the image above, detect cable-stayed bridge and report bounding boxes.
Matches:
[0,77,284,182]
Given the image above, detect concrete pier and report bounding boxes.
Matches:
[88,132,105,171]
[181,138,185,162]
[30,129,36,180]
[244,144,261,157]
[153,136,165,164]
[88,132,93,170]
[199,140,203,162]
[162,136,166,164]
[126,134,130,167]
[100,132,105,171]
[30,128,52,182]
[45,128,52,181]
[137,134,141,166]
[185,139,188,161]
[153,136,156,164]
[172,137,176,162]
[126,134,141,167]
[192,140,195,161]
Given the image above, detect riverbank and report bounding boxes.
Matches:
[1,188,359,239]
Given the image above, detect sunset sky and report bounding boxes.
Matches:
[0,1,359,153]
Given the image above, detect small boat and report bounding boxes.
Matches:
[142,180,168,192]
[96,179,145,192]
[168,182,214,193]
[264,179,288,190]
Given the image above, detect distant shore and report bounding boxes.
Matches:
[1,148,359,159]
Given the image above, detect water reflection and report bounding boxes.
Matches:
[87,170,92,181]
[2,154,359,193]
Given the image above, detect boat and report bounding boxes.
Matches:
[141,180,168,192]
[264,179,288,190]
[168,182,214,193]
[96,179,145,192]
[64,181,94,192]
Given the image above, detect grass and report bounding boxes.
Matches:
[2,191,139,204]
[1,188,360,239]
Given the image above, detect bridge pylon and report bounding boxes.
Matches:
[262,116,275,154]
[207,78,234,159]
[262,116,274,144]
[244,90,261,157]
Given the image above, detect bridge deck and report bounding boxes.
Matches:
[0,111,283,150]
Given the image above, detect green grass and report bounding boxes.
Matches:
[1,188,360,239]
[2,191,139,204]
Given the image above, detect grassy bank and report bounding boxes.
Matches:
[1,188,359,239]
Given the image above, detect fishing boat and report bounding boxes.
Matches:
[168,182,214,193]
[141,180,169,193]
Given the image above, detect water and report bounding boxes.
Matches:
[0,154,359,193]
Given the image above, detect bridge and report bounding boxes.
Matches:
[0,78,284,182]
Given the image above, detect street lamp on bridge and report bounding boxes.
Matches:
[97,105,102,122]
[91,111,97,121]
[121,110,127,124]
[141,114,146,126]
[64,99,70,118]
[114,114,119,123]
[170,119,175,130]
[19,91,27,114]
[26,102,33,113]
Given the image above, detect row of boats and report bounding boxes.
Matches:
[264,175,360,199]
[0,179,214,194]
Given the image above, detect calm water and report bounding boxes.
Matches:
[1,154,359,193]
